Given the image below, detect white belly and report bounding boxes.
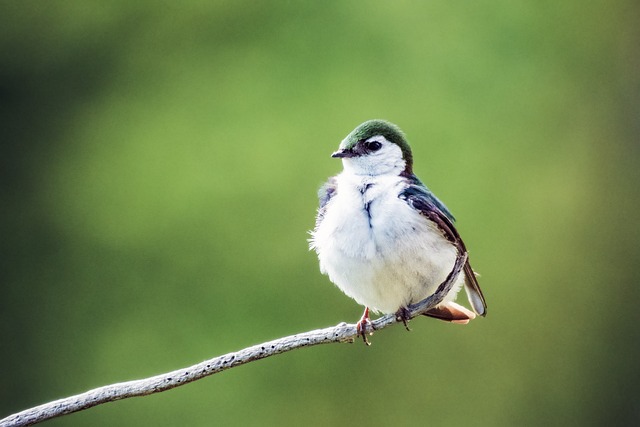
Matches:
[311,174,463,314]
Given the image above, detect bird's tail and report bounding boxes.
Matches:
[423,302,476,324]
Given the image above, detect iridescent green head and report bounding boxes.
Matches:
[332,120,413,176]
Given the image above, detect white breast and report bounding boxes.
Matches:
[310,173,464,314]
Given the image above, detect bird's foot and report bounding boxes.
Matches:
[395,306,412,331]
[356,307,375,345]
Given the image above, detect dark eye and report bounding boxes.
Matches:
[366,140,382,151]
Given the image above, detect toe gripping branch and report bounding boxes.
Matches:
[356,307,375,345]
[395,306,412,331]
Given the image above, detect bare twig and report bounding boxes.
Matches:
[0,252,467,427]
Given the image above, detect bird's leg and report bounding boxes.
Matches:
[356,307,374,345]
[395,306,412,331]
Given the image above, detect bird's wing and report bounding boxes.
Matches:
[314,176,338,229]
[402,175,456,221]
[399,184,487,316]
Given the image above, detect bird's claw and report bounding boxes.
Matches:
[356,307,375,345]
[395,306,412,331]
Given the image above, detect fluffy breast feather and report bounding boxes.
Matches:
[310,173,462,313]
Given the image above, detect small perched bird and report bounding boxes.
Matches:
[310,120,486,342]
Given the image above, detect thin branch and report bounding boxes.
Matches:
[0,252,467,427]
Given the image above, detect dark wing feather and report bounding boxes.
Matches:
[314,176,338,229]
[402,175,456,222]
[400,183,487,316]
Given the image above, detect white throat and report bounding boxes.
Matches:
[341,136,406,176]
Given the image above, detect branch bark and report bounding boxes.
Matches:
[0,252,467,427]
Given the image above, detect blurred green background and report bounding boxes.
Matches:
[1,1,638,426]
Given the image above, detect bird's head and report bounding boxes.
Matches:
[332,119,413,176]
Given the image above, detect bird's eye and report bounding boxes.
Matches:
[366,141,382,151]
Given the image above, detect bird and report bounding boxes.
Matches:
[309,119,486,343]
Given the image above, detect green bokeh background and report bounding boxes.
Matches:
[2,2,638,426]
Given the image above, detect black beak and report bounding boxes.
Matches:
[331,148,356,158]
